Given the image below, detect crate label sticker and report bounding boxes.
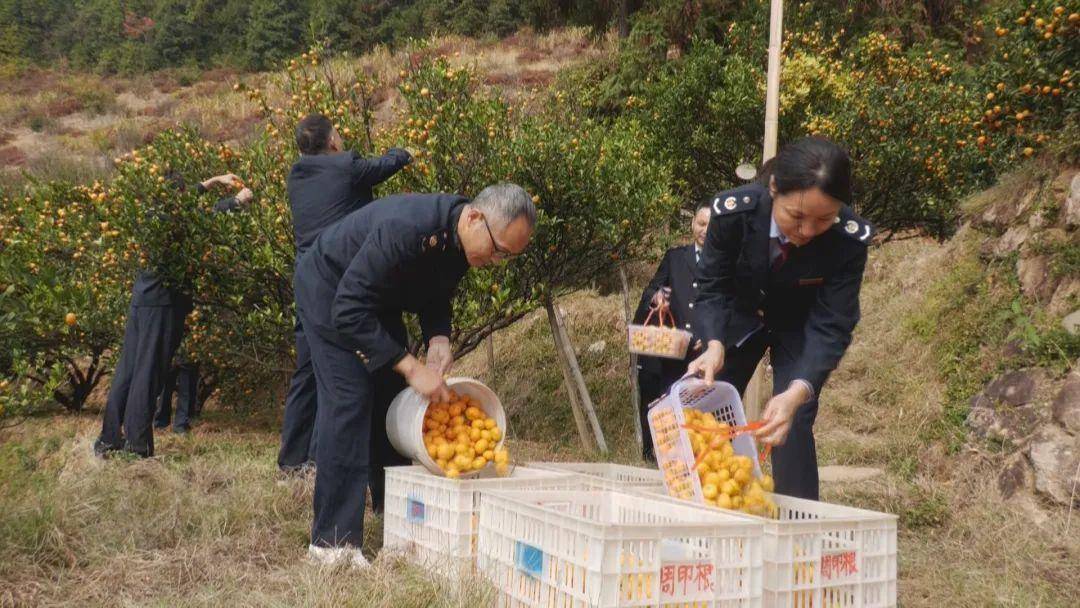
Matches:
[660,562,715,599]
[514,541,544,579]
[820,542,858,583]
[406,497,426,524]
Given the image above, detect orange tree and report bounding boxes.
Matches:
[972,1,1078,166]
[0,181,129,414]
[1,48,675,433]
[378,57,676,450]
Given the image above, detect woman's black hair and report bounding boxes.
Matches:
[295,113,334,155]
[771,137,852,205]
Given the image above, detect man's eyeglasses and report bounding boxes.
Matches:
[482,215,520,261]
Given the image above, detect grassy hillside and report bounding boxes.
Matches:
[0,29,602,190]
[4,196,1077,605]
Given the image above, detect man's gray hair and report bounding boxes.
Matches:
[472,182,537,229]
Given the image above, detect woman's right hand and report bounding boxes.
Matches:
[687,340,725,384]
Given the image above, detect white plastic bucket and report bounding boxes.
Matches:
[386,376,507,478]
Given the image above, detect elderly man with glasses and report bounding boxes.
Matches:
[291,183,536,567]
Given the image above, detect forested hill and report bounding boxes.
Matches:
[0,0,1048,73]
[0,0,607,72]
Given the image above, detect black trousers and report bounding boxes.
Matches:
[154,362,200,431]
[277,316,319,470]
[714,328,821,500]
[99,304,187,457]
[299,305,409,548]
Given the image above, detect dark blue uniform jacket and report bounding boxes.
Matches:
[295,193,469,373]
[693,183,872,392]
[287,149,411,254]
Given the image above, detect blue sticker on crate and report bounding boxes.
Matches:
[406,497,426,524]
[515,541,544,579]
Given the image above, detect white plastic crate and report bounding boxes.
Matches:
[527,462,667,492]
[648,378,763,503]
[477,489,764,607]
[639,490,898,607]
[382,465,578,576]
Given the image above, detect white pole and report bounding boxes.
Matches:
[763,0,784,162]
[746,0,784,422]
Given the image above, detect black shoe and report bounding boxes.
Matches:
[122,442,152,458]
[278,460,316,479]
[153,422,169,430]
[93,438,121,459]
[172,426,190,435]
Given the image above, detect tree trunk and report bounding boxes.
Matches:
[552,301,608,453]
[486,331,496,381]
[617,0,630,38]
[619,267,642,452]
[544,297,595,452]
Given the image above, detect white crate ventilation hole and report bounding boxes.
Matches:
[638,490,898,607]
[760,495,897,608]
[477,489,764,607]
[382,465,579,577]
[526,462,667,492]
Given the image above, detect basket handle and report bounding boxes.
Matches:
[642,304,676,329]
[686,419,774,467]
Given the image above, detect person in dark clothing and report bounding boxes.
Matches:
[688,137,872,500]
[154,361,201,434]
[277,113,412,474]
[633,201,711,461]
[95,173,252,458]
[294,184,535,567]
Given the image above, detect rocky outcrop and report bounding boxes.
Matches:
[1029,424,1079,507]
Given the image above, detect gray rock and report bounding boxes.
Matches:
[1064,309,1080,336]
[984,369,1042,406]
[998,453,1034,499]
[1029,424,1080,506]
[993,225,1030,256]
[1049,280,1080,318]
[586,340,607,354]
[1028,210,1050,231]
[967,401,1040,444]
[982,188,1036,229]
[1051,368,1080,434]
[1061,173,1080,228]
[1017,255,1056,301]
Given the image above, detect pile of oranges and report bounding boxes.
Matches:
[423,391,510,479]
[627,325,689,358]
[681,409,778,518]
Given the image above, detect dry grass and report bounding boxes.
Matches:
[2,235,1078,606]
[0,414,493,607]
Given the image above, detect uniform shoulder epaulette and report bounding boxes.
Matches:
[710,187,760,216]
[833,208,874,244]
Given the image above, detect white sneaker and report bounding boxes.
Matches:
[306,544,371,569]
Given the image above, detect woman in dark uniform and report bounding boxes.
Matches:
[688,137,872,500]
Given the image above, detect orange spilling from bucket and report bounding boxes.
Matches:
[423,391,511,479]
